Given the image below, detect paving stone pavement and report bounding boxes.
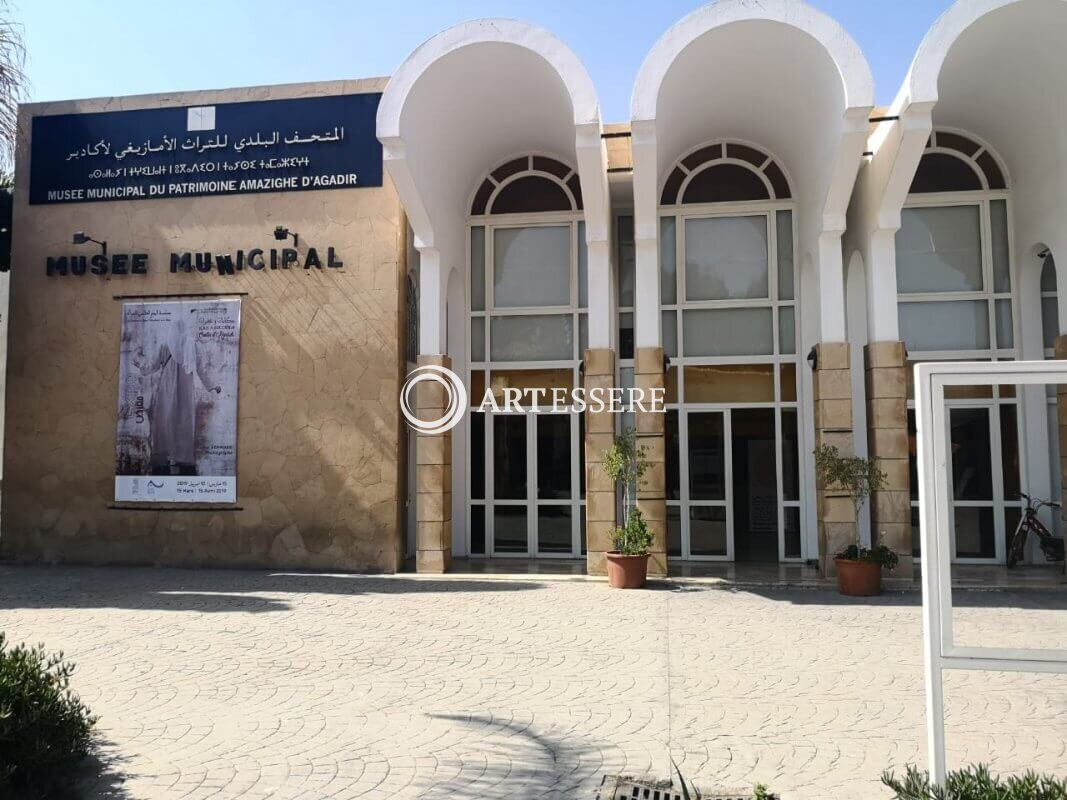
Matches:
[0,564,1065,799]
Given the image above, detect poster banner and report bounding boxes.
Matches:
[115,299,240,503]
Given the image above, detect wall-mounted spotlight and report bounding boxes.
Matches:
[806,345,818,371]
[273,226,298,248]
[72,231,107,255]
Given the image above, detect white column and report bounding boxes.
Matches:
[631,119,662,349]
[575,121,614,350]
[817,230,848,342]
[866,228,902,342]
[417,246,447,356]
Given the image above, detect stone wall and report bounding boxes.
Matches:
[2,79,407,572]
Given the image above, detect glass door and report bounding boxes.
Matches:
[947,405,1005,562]
[676,410,732,560]
[478,410,582,558]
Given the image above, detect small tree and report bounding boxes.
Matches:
[814,443,897,566]
[602,427,654,555]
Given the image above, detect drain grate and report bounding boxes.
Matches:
[595,775,754,800]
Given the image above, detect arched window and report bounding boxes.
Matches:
[657,140,801,563]
[1041,252,1058,355]
[470,155,582,216]
[660,141,792,206]
[405,273,418,365]
[467,154,587,560]
[910,130,1007,194]
[899,129,1018,563]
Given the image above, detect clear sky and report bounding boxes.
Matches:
[18,0,953,121]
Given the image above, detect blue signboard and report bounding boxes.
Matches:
[29,93,383,204]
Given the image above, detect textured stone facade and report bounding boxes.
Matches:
[865,341,913,577]
[583,348,616,576]
[414,354,452,573]
[3,79,407,572]
[634,347,668,577]
[812,342,855,576]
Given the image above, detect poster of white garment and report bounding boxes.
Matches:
[115,299,240,502]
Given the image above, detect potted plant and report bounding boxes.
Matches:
[602,427,654,588]
[814,443,897,596]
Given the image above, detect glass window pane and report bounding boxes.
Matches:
[1048,404,1063,532]
[896,206,982,293]
[995,299,1013,349]
[489,369,574,407]
[470,412,485,500]
[537,506,572,554]
[990,199,1011,293]
[667,506,681,557]
[470,505,485,555]
[688,413,725,501]
[471,317,485,362]
[685,215,768,301]
[471,226,485,311]
[950,408,992,501]
[1000,405,1020,502]
[662,311,677,358]
[784,506,801,559]
[493,415,527,500]
[537,416,571,500]
[579,413,586,499]
[1041,254,1057,292]
[666,410,680,501]
[782,409,799,502]
[1042,296,1059,351]
[579,313,588,356]
[617,216,635,308]
[580,505,587,554]
[898,300,989,351]
[684,365,775,403]
[493,226,570,308]
[954,507,996,560]
[780,363,797,403]
[619,312,634,360]
[494,506,528,554]
[490,315,573,361]
[779,306,795,355]
[578,221,588,308]
[690,506,728,556]
[683,308,774,357]
[777,211,794,300]
[660,216,677,305]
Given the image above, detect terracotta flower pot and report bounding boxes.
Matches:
[835,557,883,596]
[605,552,649,589]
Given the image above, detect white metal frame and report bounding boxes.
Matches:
[915,359,1067,785]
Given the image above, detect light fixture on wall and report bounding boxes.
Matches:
[274,226,298,247]
[806,346,818,371]
[72,231,106,255]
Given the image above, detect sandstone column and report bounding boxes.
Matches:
[415,354,452,573]
[634,346,668,577]
[865,341,913,578]
[813,342,855,576]
[584,348,616,576]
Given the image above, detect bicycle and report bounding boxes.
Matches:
[1007,493,1066,567]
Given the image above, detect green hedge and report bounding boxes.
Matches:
[883,764,1067,800]
[0,633,97,798]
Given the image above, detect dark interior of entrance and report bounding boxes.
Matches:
[732,408,779,562]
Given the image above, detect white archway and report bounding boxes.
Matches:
[377,19,611,357]
[629,0,874,349]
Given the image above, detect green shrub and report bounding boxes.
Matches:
[835,543,900,571]
[0,632,97,797]
[883,764,1067,800]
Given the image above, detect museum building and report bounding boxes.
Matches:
[4,0,1067,578]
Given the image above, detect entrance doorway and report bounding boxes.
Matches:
[668,405,800,562]
[469,410,585,558]
[732,409,779,561]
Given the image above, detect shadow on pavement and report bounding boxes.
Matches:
[0,564,545,613]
